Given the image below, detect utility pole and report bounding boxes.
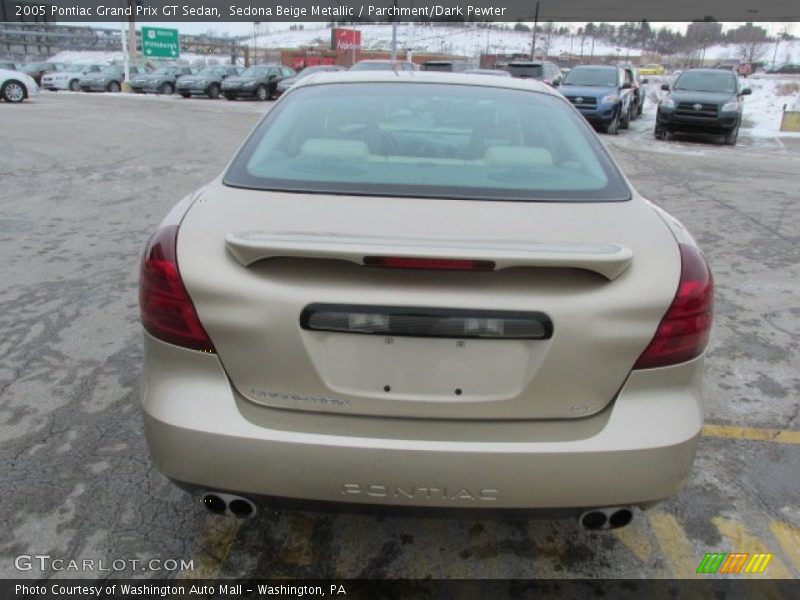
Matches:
[120,21,129,83]
[530,1,539,60]
[390,0,398,60]
[127,1,137,72]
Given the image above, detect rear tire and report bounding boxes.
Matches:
[159,82,174,95]
[1,80,26,103]
[207,83,220,99]
[68,79,80,92]
[107,80,121,93]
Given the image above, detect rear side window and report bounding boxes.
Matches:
[224,82,630,202]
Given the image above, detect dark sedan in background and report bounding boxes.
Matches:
[222,64,295,101]
[131,66,194,95]
[656,68,751,145]
[177,65,241,99]
[275,64,344,98]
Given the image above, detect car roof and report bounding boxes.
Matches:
[292,70,560,96]
[681,68,735,74]
[572,64,618,70]
[356,59,406,64]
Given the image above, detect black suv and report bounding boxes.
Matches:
[656,68,751,145]
[222,64,295,101]
[504,61,563,86]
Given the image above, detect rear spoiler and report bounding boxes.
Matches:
[225,231,633,280]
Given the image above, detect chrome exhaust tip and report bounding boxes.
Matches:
[201,492,257,518]
[579,507,633,530]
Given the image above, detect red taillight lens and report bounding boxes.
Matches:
[634,244,713,369]
[363,256,496,271]
[139,224,215,353]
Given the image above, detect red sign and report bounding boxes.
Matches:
[331,28,361,51]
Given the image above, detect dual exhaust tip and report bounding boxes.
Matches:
[201,493,632,529]
[202,492,257,519]
[579,507,634,530]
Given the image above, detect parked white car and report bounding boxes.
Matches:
[0,68,38,103]
[41,64,103,91]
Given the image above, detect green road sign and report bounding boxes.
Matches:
[141,27,180,59]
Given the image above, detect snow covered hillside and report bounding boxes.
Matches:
[254,23,642,59]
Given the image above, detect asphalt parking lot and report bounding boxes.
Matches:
[1,92,799,580]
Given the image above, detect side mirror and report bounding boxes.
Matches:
[741,88,752,95]
[661,83,670,91]
[621,81,632,89]
[641,78,649,84]
[551,80,560,88]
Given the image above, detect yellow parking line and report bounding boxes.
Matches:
[711,517,792,579]
[282,512,318,567]
[613,525,655,564]
[769,521,800,572]
[647,512,701,578]
[702,424,800,445]
[183,517,242,580]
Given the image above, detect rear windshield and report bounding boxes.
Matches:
[563,68,617,87]
[506,64,544,78]
[674,71,736,93]
[224,82,630,202]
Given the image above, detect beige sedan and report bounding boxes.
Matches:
[139,72,712,529]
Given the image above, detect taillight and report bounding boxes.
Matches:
[363,256,495,271]
[139,224,215,353]
[634,244,713,369]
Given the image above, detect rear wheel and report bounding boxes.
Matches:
[69,79,80,92]
[255,85,268,101]
[1,80,25,103]
[107,80,121,93]
[207,83,220,99]
[159,82,174,95]
[637,98,644,116]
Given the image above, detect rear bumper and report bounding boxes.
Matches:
[141,334,703,510]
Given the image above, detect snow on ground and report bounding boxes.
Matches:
[704,40,800,65]
[255,23,641,59]
[740,75,800,137]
